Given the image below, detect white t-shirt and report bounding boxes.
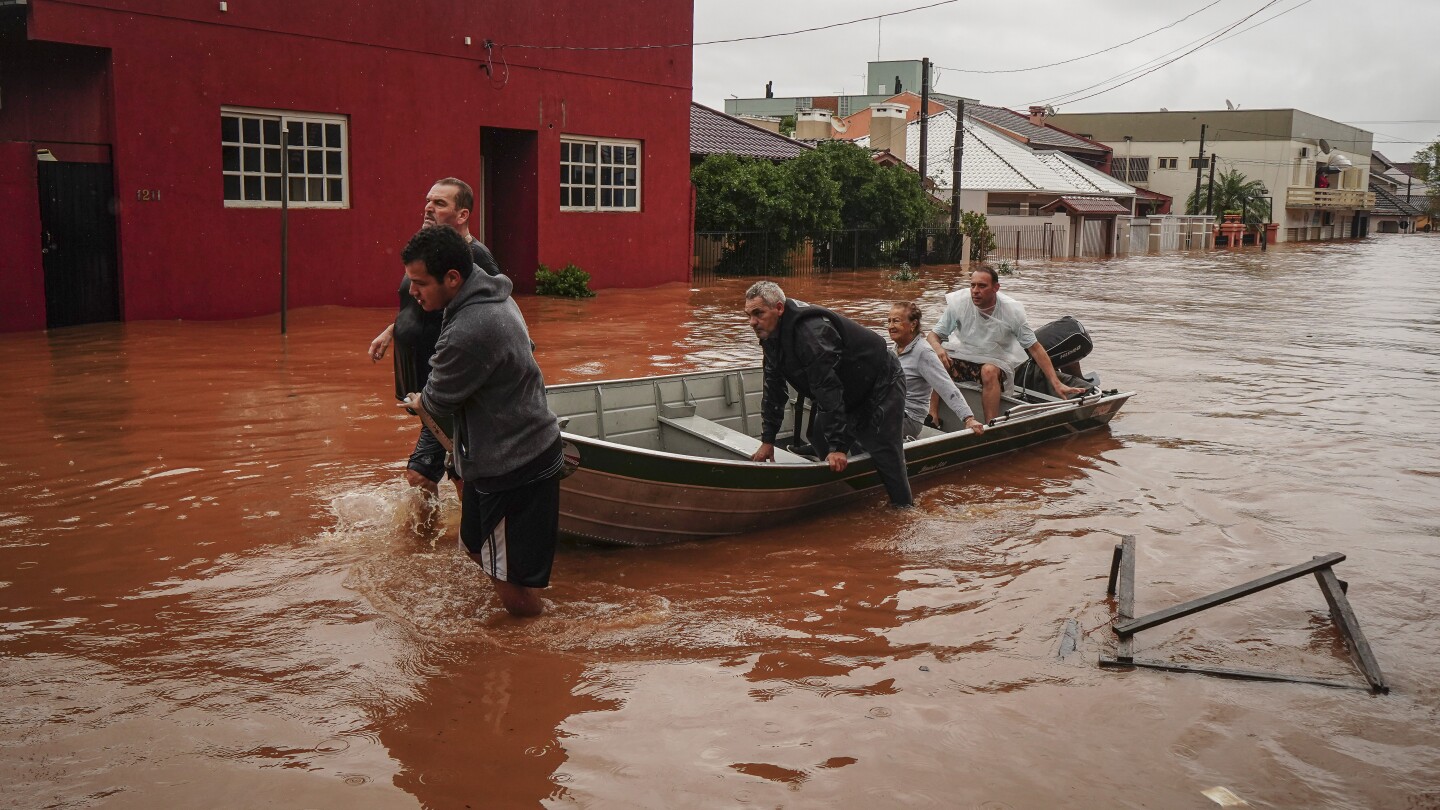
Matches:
[932,290,1037,378]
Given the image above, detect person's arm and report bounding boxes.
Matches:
[369,323,394,361]
[1024,341,1086,399]
[419,331,493,420]
[927,305,958,372]
[752,344,788,462]
[916,346,984,433]
[798,319,853,469]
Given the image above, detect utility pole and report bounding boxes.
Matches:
[950,99,966,258]
[917,58,929,266]
[919,58,930,192]
[1206,154,1217,216]
[1192,123,1207,215]
[280,124,290,335]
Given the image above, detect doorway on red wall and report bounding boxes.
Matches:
[480,127,539,293]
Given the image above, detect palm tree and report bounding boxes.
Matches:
[1186,168,1272,226]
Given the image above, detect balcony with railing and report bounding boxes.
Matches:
[1286,187,1375,210]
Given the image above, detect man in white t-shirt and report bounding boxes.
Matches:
[925,267,1085,422]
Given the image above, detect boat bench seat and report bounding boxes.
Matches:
[657,414,809,463]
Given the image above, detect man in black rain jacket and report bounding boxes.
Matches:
[744,281,913,507]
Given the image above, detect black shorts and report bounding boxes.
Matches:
[459,473,562,589]
[407,425,457,483]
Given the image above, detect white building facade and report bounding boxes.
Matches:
[1047,109,1375,243]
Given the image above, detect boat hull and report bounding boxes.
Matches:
[548,367,1131,546]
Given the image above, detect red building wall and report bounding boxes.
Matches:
[0,0,693,330]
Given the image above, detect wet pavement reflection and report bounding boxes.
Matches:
[2,236,1439,808]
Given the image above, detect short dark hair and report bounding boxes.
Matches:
[972,266,999,285]
[401,225,473,282]
[893,300,921,327]
[434,177,474,213]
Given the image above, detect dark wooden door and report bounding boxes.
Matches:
[39,162,121,328]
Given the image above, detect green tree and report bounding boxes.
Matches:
[691,141,936,272]
[1185,168,1272,226]
[691,153,840,273]
[801,141,936,236]
[1413,140,1440,219]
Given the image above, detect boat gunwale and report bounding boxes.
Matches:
[551,365,1132,471]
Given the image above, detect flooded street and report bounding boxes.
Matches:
[3,235,1439,808]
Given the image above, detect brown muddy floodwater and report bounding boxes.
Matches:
[3,236,1440,809]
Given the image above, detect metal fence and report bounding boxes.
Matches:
[692,224,1063,283]
[696,228,976,283]
[988,224,1059,262]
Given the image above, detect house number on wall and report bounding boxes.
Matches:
[135,189,162,201]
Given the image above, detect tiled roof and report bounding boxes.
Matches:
[836,91,949,141]
[1033,151,1134,195]
[1369,181,1425,217]
[1042,195,1131,215]
[690,102,812,161]
[966,104,1108,154]
[856,109,1136,200]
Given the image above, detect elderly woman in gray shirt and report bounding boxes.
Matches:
[887,302,985,439]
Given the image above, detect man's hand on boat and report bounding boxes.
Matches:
[1053,381,1088,399]
[753,442,848,472]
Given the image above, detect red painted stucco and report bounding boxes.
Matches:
[0,0,693,330]
[0,143,46,331]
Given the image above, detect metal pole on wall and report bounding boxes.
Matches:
[280,124,290,335]
[1192,123,1206,215]
[1205,154,1217,217]
[919,58,930,193]
[950,99,965,260]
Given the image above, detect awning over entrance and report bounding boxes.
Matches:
[1041,195,1130,215]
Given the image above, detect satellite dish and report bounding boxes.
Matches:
[1225,99,1234,110]
[1318,138,1332,154]
[1160,107,1169,112]
[1044,104,1056,115]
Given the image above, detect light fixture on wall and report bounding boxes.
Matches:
[35,148,58,162]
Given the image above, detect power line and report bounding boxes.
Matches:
[500,0,964,50]
[1023,0,1306,111]
[935,0,1224,75]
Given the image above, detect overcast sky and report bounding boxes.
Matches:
[692,0,1440,161]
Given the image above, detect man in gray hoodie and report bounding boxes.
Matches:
[399,225,564,618]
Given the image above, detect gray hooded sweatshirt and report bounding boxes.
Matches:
[419,269,560,487]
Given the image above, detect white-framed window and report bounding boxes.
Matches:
[221,107,348,208]
[560,137,641,211]
[1158,157,1179,170]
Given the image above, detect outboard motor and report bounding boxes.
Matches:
[1012,315,1100,395]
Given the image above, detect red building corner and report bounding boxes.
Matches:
[0,0,694,332]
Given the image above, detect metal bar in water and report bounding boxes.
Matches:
[1115,553,1347,637]
[1099,657,1364,690]
[1115,535,1135,661]
[1314,565,1388,693]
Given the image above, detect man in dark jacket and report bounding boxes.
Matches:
[745,281,913,507]
[399,225,563,617]
[368,177,502,497]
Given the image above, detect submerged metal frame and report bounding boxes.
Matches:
[1099,536,1388,693]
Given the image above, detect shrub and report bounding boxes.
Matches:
[960,211,998,261]
[890,262,918,282]
[535,263,595,298]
